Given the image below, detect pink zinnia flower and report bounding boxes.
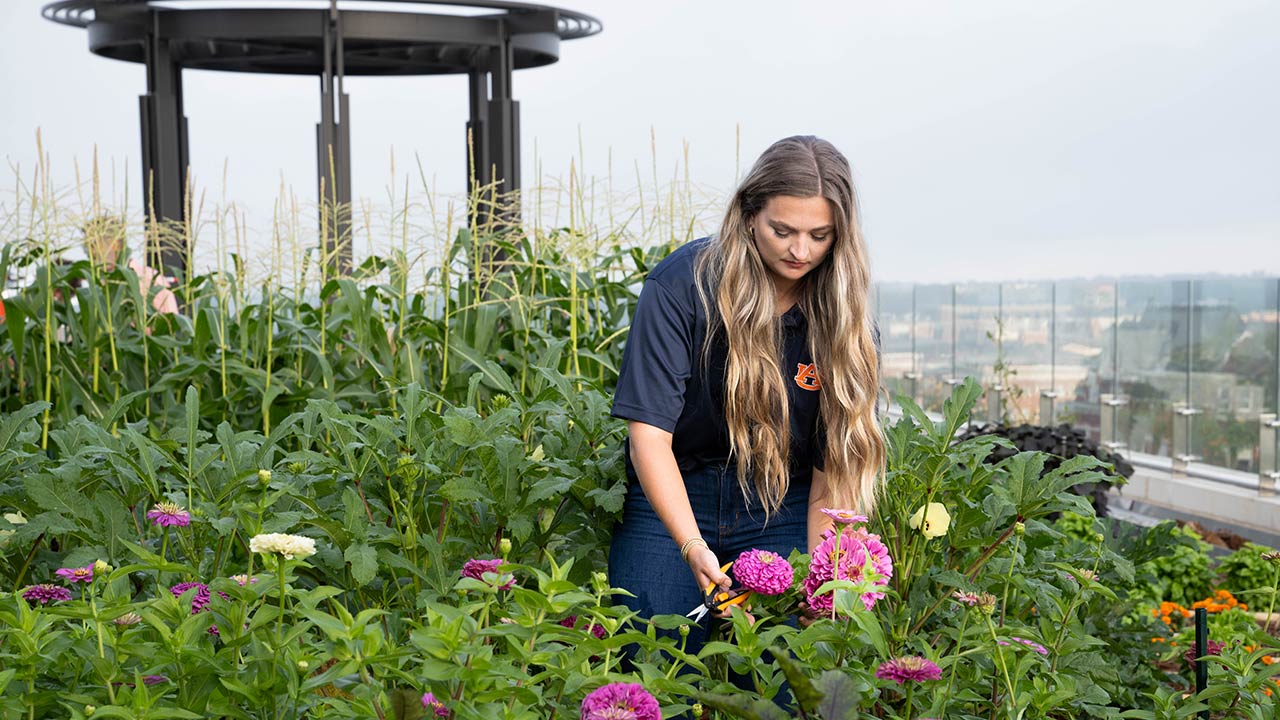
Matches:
[820,508,869,525]
[951,590,981,606]
[580,682,661,720]
[803,525,893,615]
[421,691,449,717]
[874,656,942,685]
[560,615,608,640]
[461,558,515,590]
[998,636,1049,656]
[170,581,212,613]
[22,584,72,604]
[147,502,190,528]
[733,549,794,595]
[56,564,95,584]
[230,574,258,586]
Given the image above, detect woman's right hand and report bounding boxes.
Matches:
[686,544,732,596]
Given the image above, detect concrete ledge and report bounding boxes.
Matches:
[1109,466,1280,547]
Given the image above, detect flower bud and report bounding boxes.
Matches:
[288,461,305,474]
[297,660,309,671]
[93,559,112,576]
[691,704,704,717]
[975,593,998,617]
[498,537,512,557]
[397,455,414,469]
[258,469,272,485]
[84,706,96,717]
[1014,521,1026,537]
[1093,532,1105,545]
[590,571,610,594]
[679,623,690,638]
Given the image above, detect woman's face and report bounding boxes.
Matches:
[749,194,835,298]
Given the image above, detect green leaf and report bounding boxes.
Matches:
[24,474,95,522]
[814,670,861,719]
[773,649,823,713]
[345,542,378,586]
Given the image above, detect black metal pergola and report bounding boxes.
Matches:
[42,0,602,277]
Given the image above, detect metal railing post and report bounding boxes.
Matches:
[1173,402,1202,477]
[1261,413,1279,496]
[1040,390,1059,426]
[1100,393,1127,453]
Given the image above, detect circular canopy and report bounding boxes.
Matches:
[42,0,602,76]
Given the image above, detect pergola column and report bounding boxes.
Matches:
[138,9,189,275]
[317,2,353,276]
[467,19,521,229]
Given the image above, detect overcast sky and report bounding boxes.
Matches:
[2,0,1278,283]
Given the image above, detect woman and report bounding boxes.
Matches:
[609,135,884,656]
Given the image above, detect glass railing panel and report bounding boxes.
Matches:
[916,284,955,413]
[1186,278,1277,472]
[998,281,1054,425]
[1054,281,1117,443]
[954,282,1001,424]
[1115,280,1180,457]
[874,283,916,409]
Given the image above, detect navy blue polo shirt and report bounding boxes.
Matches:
[612,238,832,483]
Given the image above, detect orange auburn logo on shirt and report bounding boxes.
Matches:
[794,363,821,391]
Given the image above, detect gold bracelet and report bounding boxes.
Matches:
[679,537,708,564]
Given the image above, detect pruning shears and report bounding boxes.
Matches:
[684,561,750,622]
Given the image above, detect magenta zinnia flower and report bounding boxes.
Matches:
[581,682,661,720]
[560,615,608,639]
[147,502,190,528]
[461,558,515,590]
[734,549,794,595]
[170,581,212,613]
[998,636,1049,656]
[1183,639,1225,666]
[803,525,893,615]
[56,564,95,584]
[874,655,942,684]
[421,691,449,717]
[820,508,869,525]
[22,584,72,604]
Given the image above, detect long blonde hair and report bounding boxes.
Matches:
[694,135,884,518]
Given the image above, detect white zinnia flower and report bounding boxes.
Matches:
[249,533,317,560]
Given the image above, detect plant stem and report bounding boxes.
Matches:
[276,558,287,646]
[942,610,970,709]
[985,617,1016,709]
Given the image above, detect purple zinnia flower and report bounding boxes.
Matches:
[22,584,72,604]
[421,691,449,717]
[580,682,661,720]
[560,615,607,640]
[874,656,943,685]
[147,502,190,528]
[733,549,794,595]
[1183,640,1225,666]
[820,508,869,525]
[56,564,95,584]
[170,581,212,613]
[461,558,515,590]
[803,525,893,615]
